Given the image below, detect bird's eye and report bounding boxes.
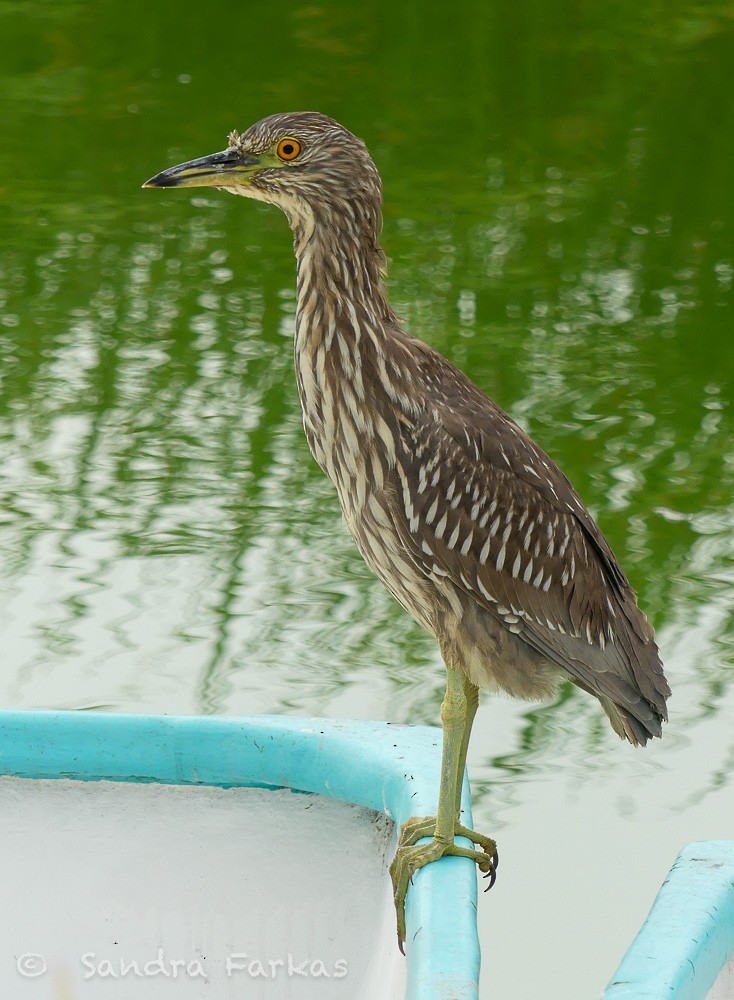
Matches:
[276,137,302,161]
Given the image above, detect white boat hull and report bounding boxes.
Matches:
[1,777,405,998]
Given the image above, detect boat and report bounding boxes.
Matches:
[603,840,734,1000]
[0,710,481,999]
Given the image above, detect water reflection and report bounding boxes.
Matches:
[1,5,733,998]
[1,171,731,744]
[2,3,734,869]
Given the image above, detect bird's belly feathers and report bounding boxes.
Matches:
[346,502,438,635]
[299,401,572,703]
[298,385,438,634]
[297,342,588,698]
[306,409,563,695]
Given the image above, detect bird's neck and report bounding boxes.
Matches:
[293,222,388,394]
[290,218,404,491]
[291,210,394,356]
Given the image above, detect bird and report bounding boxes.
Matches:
[143,112,671,951]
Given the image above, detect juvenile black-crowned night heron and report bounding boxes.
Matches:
[144,112,670,950]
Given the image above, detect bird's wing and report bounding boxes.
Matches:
[385,344,668,735]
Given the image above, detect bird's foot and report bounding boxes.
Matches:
[389,815,498,952]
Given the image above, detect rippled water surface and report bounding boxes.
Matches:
[1,2,733,997]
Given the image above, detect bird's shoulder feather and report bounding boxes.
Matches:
[382,341,668,730]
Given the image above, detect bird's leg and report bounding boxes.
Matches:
[397,670,498,857]
[397,672,487,845]
[389,666,497,951]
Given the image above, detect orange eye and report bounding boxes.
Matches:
[276,137,302,161]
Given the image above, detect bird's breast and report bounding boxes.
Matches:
[294,333,399,505]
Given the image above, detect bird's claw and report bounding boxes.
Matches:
[483,865,497,890]
[389,815,498,952]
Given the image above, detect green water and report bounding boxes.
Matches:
[1,1,733,996]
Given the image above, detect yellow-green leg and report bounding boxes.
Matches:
[389,666,498,952]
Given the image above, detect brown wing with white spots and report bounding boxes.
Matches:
[388,345,669,745]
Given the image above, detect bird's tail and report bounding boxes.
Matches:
[600,696,665,747]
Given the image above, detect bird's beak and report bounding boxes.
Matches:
[142,147,262,189]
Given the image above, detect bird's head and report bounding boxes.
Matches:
[143,112,384,243]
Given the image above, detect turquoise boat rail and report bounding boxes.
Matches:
[0,709,480,1000]
[603,840,734,1000]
